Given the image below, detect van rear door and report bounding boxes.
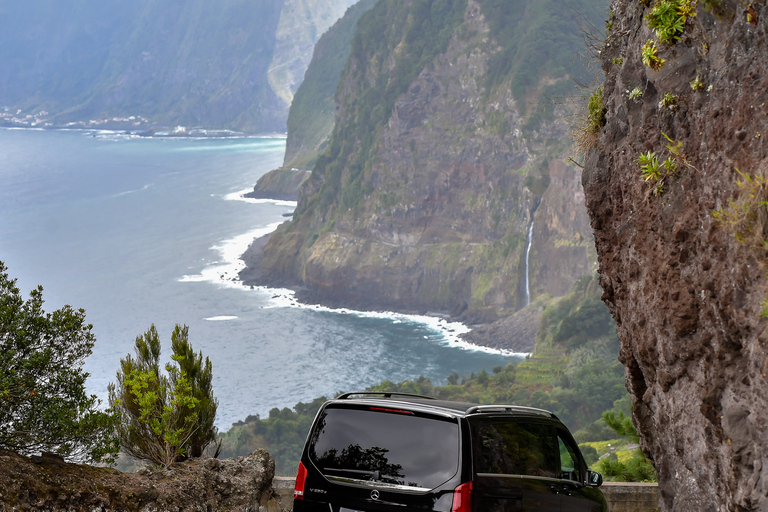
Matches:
[470,418,561,512]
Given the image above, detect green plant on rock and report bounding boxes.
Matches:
[701,0,726,17]
[689,75,705,91]
[661,92,678,109]
[612,57,624,65]
[712,169,768,319]
[747,4,758,26]
[572,87,607,156]
[645,0,698,44]
[641,40,666,70]
[637,133,694,196]
[629,87,643,101]
[712,169,768,253]
[590,398,657,482]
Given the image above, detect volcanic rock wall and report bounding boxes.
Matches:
[583,1,768,510]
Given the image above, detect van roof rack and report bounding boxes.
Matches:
[335,391,437,401]
[464,404,557,418]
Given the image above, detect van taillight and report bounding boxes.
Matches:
[294,461,308,500]
[451,481,472,512]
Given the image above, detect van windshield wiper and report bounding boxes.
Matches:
[323,468,400,483]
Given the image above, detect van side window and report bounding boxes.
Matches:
[472,420,558,478]
[557,431,582,482]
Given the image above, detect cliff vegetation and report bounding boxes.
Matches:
[245,0,607,327]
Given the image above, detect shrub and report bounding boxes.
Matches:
[109,324,219,467]
[572,87,607,156]
[645,0,697,44]
[0,261,119,463]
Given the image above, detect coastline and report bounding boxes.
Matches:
[0,123,287,140]
[230,191,535,358]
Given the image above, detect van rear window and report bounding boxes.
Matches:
[309,406,460,489]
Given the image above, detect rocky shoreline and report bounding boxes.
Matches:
[238,229,539,355]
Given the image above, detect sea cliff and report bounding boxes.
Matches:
[242,0,605,337]
[583,1,768,510]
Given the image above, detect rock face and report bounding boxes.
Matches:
[267,0,360,113]
[247,0,601,323]
[0,449,281,512]
[0,0,355,133]
[246,168,311,201]
[583,1,768,510]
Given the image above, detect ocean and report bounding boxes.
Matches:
[0,127,520,429]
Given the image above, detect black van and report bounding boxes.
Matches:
[292,392,606,512]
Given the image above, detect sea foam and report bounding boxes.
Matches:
[179,217,526,358]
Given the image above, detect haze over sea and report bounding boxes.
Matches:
[0,128,518,428]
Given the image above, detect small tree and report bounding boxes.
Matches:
[0,261,119,463]
[109,324,218,467]
[595,406,657,482]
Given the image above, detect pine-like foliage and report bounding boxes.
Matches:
[0,261,119,463]
[109,324,218,467]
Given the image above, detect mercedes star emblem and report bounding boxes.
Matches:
[371,490,380,501]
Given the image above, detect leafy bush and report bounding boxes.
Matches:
[645,0,696,44]
[593,400,657,482]
[0,261,119,463]
[109,324,218,467]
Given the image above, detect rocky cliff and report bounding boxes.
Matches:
[245,0,604,325]
[0,449,281,511]
[583,1,768,510]
[283,0,378,169]
[0,0,355,133]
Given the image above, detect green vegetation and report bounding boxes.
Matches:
[109,324,219,468]
[689,75,705,91]
[284,0,378,169]
[637,133,692,196]
[661,92,678,109]
[302,0,468,217]
[712,169,768,256]
[645,0,697,44]
[573,88,607,156]
[629,87,643,101]
[221,275,629,475]
[477,0,606,115]
[593,397,657,482]
[0,261,119,463]
[641,39,666,70]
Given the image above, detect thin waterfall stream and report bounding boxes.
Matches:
[524,219,534,306]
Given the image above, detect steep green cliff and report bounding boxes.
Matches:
[247,0,606,322]
[283,0,378,169]
[0,0,355,133]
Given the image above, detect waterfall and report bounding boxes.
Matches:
[524,219,534,306]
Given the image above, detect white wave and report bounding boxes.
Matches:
[180,221,523,358]
[178,222,282,289]
[174,140,285,152]
[256,287,525,357]
[114,183,152,197]
[224,188,297,207]
[204,316,238,321]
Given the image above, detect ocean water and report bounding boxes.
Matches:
[0,128,520,429]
